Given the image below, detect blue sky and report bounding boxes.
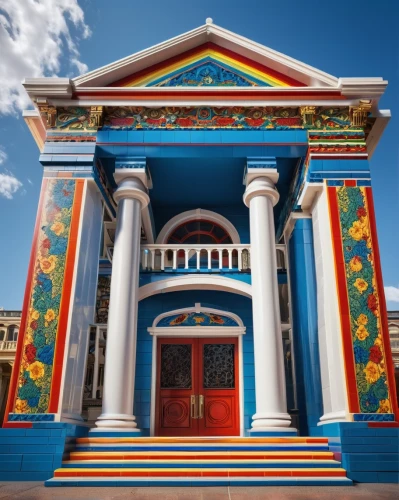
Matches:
[0,0,398,310]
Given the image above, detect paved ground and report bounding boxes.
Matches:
[0,482,398,499]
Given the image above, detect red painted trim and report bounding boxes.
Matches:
[3,179,48,426]
[48,180,85,413]
[368,422,399,427]
[344,180,357,187]
[327,187,360,413]
[3,422,32,429]
[109,42,305,88]
[75,90,344,99]
[365,187,399,420]
[311,155,368,161]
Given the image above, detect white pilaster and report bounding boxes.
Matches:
[244,174,292,431]
[95,177,149,431]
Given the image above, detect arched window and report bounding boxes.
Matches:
[167,220,233,245]
[0,328,5,342]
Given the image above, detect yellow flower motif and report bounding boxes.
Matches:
[354,278,368,294]
[374,336,382,347]
[356,325,369,341]
[39,255,57,274]
[193,316,205,324]
[349,257,363,272]
[14,399,29,413]
[379,359,386,375]
[348,221,364,241]
[44,309,56,323]
[27,361,45,380]
[364,361,380,384]
[51,221,65,236]
[30,309,40,320]
[357,314,368,326]
[377,399,391,413]
[25,329,34,345]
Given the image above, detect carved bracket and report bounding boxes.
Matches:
[299,106,317,126]
[350,100,372,127]
[89,106,104,128]
[37,101,57,128]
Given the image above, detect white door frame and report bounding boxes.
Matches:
[147,303,246,437]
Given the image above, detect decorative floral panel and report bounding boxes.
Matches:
[49,106,356,132]
[157,312,239,327]
[332,186,392,414]
[13,179,79,414]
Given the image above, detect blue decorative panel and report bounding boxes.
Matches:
[353,413,395,422]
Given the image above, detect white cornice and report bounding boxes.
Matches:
[71,22,339,88]
[23,78,72,99]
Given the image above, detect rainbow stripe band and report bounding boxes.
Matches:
[112,44,302,88]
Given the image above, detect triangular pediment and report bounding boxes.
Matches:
[109,44,305,88]
[72,23,339,88]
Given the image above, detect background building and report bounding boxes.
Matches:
[0,310,21,422]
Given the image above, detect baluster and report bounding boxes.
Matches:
[218,249,223,270]
[160,249,166,271]
[238,249,242,271]
[228,249,233,270]
[144,250,148,270]
[151,250,155,270]
[196,250,200,270]
[172,250,177,270]
[185,249,189,269]
[207,249,211,269]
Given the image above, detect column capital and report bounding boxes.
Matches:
[243,175,280,207]
[114,156,152,189]
[113,177,150,208]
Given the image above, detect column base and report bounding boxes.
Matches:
[249,427,298,436]
[251,411,292,429]
[317,410,348,426]
[94,413,140,431]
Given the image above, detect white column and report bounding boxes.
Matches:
[95,177,149,431]
[244,176,292,431]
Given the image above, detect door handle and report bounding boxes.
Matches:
[191,395,198,419]
[199,395,204,419]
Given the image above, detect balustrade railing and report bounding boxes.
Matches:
[0,340,17,351]
[140,244,286,272]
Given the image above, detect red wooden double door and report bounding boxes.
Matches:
[155,337,240,436]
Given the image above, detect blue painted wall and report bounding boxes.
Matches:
[133,290,255,433]
[288,218,323,436]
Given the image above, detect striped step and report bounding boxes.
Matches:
[45,436,352,487]
[62,459,342,468]
[54,467,348,478]
[69,450,335,461]
[46,477,353,487]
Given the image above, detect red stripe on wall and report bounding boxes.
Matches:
[48,180,85,413]
[327,186,360,413]
[365,187,399,420]
[3,179,48,425]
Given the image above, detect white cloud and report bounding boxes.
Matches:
[0,0,90,114]
[0,171,23,199]
[385,286,399,303]
[0,146,6,164]
[27,177,33,185]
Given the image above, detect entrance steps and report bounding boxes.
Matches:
[45,436,352,486]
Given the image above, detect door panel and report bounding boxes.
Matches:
[198,338,239,436]
[155,337,239,436]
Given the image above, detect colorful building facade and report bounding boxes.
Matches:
[1,20,398,486]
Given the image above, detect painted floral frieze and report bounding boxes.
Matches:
[337,186,391,413]
[14,179,76,414]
